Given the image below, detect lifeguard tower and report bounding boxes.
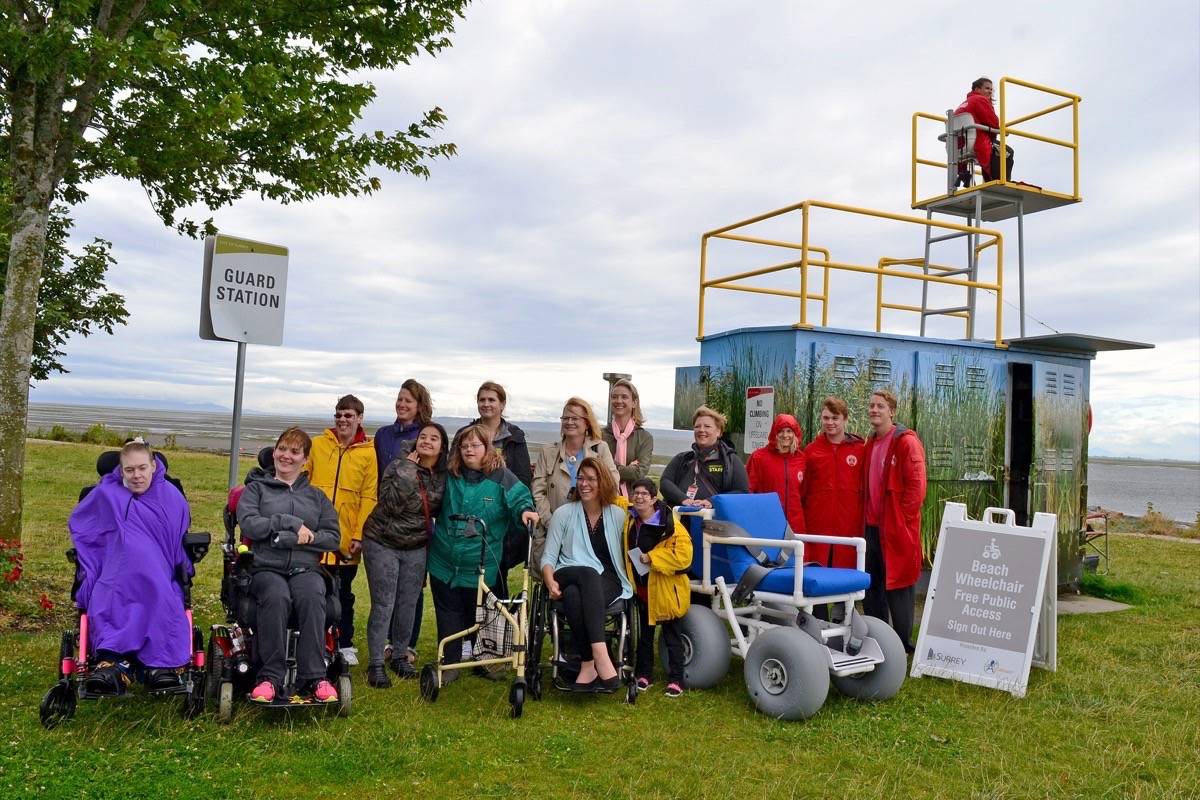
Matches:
[673,78,1150,587]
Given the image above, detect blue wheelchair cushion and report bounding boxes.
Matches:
[708,493,871,598]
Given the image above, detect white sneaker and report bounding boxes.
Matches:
[461,641,473,661]
[340,646,359,666]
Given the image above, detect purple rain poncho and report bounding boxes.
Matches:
[68,455,193,668]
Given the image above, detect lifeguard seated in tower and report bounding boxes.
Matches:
[955,76,1015,186]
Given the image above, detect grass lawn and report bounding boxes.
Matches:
[2,441,1198,799]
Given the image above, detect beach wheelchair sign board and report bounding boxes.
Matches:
[200,234,288,346]
[911,503,1057,698]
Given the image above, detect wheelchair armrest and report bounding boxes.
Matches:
[184,531,211,565]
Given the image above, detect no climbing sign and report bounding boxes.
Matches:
[911,503,1057,698]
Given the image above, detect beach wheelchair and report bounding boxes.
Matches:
[40,451,210,728]
[419,516,534,718]
[675,493,907,720]
[525,562,639,705]
[205,447,351,722]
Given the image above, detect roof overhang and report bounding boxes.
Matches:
[1004,333,1154,355]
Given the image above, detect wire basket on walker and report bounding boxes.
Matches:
[419,515,533,718]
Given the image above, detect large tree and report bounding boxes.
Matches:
[0,1,468,539]
[1,181,129,381]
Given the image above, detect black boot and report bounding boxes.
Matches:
[367,664,391,688]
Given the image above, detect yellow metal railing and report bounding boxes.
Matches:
[910,76,1081,207]
[699,200,1006,346]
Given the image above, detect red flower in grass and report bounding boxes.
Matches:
[39,593,54,610]
[3,565,20,583]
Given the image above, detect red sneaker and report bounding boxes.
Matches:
[250,681,275,703]
[311,679,338,703]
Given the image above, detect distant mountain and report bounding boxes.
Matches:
[29,395,230,414]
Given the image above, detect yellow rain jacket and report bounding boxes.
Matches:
[623,500,693,624]
[307,428,378,565]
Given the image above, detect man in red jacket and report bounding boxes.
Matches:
[955,76,1014,186]
[802,396,865,570]
[862,389,926,653]
[746,413,807,541]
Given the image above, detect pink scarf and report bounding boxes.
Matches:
[611,417,636,497]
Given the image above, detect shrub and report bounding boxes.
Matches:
[1140,502,1181,537]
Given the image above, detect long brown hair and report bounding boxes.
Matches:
[577,457,619,506]
[400,378,434,425]
[449,424,505,476]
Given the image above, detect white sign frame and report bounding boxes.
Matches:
[200,233,289,346]
[744,386,775,453]
[911,502,1056,698]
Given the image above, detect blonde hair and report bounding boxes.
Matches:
[563,396,603,440]
[610,379,645,426]
[871,389,898,413]
[692,405,727,432]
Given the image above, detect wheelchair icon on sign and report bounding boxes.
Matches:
[982,538,1001,560]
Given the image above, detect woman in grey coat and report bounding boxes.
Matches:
[361,422,448,687]
[237,426,341,704]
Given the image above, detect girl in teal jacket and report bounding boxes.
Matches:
[426,425,537,665]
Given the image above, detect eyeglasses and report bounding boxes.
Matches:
[560,416,583,423]
[630,491,653,499]
[334,411,358,419]
[576,474,598,484]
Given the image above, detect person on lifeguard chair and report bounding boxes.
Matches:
[955,76,1015,187]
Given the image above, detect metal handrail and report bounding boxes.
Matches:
[698,200,1006,346]
[911,76,1081,206]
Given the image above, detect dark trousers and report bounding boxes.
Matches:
[429,576,477,664]
[863,526,916,653]
[555,566,620,661]
[410,591,423,648]
[986,145,1015,182]
[634,598,685,684]
[333,563,358,648]
[251,570,327,685]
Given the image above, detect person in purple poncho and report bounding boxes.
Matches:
[68,440,193,695]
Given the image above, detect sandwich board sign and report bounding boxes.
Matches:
[199,234,288,345]
[911,503,1056,698]
[744,386,775,453]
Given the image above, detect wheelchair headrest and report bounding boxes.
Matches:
[257,446,274,471]
[227,485,246,514]
[96,450,121,477]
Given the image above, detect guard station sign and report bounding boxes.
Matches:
[911,503,1056,698]
[200,234,288,345]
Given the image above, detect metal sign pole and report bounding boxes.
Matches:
[228,341,247,489]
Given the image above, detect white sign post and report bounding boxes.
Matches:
[199,234,289,488]
[744,386,775,453]
[911,503,1057,698]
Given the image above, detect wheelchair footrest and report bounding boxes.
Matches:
[826,636,886,677]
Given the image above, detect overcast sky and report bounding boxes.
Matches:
[30,0,1200,460]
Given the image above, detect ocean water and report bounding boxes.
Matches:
[26,403,1200,522]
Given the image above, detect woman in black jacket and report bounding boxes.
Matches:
[361,422,448,688]
[660,406,749,508]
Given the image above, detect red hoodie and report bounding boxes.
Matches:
[955,90,1000,179]
[801,432,866,568]
[746,414,808,545]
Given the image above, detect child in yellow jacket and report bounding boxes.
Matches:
[624,478,692,697]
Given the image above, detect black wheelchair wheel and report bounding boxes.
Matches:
[419,664,439,702]
[182,674,205,720]
[39,681,76,729]
[205,638,224,703]
[527,664,543,701]
[625,682,638,705]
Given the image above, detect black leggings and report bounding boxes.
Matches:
[555,566,620,661]
[863,525,916,653]
[429,576,477,664]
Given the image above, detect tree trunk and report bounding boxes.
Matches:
[0,198,52,541]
